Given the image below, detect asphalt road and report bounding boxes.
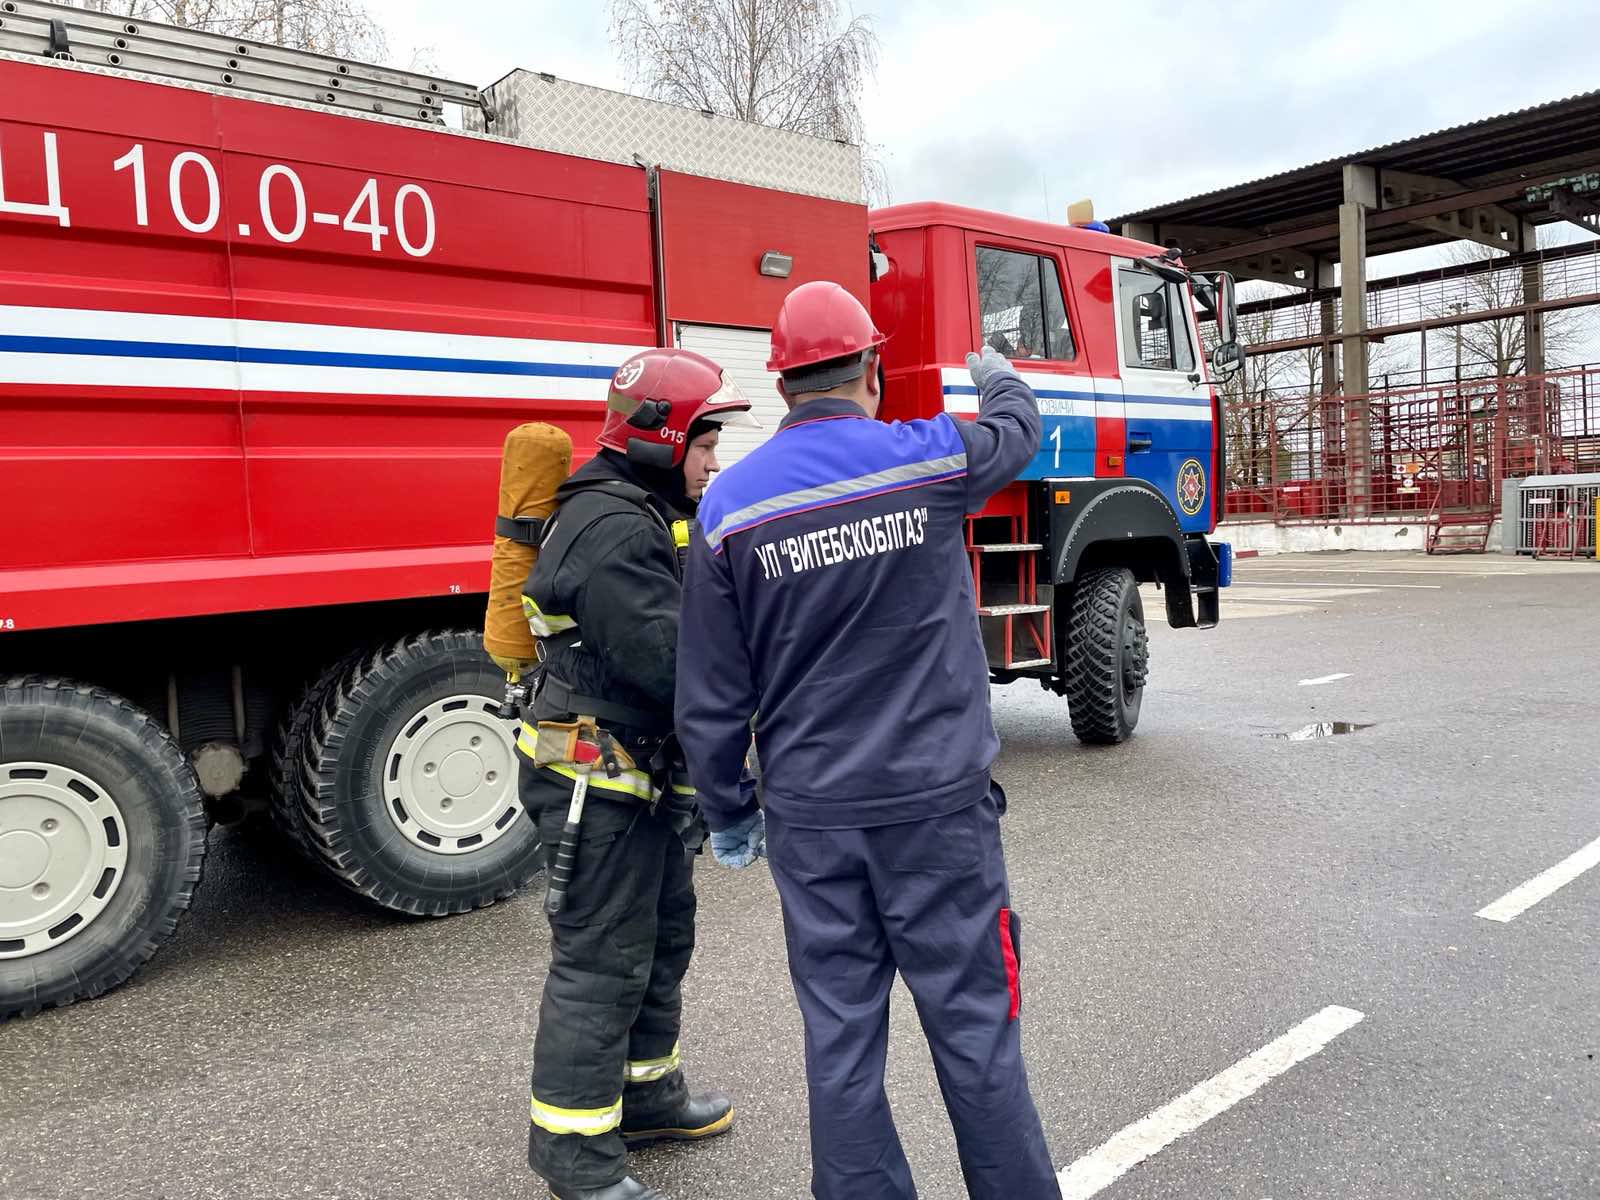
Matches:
[2,552,1596,1200]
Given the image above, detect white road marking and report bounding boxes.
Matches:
[1298,673,1352,686]
[1247,566,1526,577]
[1228,596,1332,605]
[1475,835,1600,923]
[1236,588,1373,600]
[1057,1005,1365,1199]
[1234,580,1442,590]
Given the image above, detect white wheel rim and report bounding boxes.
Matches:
[382,695,521,855]
[0,761,128,959]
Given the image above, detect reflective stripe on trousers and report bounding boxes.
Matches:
[625,1040,681,1083]
[529,1095,622,1136]
[527,1065,688,1135]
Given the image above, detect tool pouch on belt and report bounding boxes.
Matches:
[530,718,638,777]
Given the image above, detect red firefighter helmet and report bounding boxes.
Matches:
[597,348,750,469]
[767,281,886,375]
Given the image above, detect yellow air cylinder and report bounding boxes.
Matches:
[484,422,573,676]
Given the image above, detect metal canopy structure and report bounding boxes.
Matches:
[1109,92,1600,522]
[1111,90,1600,281]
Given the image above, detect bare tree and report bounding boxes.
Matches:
[608,0,881,198]
[1216,285,1417,499]
[60,0,387,61]
[1427,242,1587,378]
[1222,299,1330,492]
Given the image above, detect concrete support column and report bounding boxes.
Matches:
[1340,165,1375,516]
[1518,221,1550,472]
[1521,220,1545,378]
[1317,259,1339,396]
[1501,476,1521,556]
[1317,260,1339,486]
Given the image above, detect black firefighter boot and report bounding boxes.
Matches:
[550,1178,666,1200]
[620,1077,735,1149]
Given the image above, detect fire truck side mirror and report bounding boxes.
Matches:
[1212,271,1238,345]
[1209,271,1242,377]
[1211,341,1244,377]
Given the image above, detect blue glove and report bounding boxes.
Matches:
[965,343,1020,392]
[709,808,766,868]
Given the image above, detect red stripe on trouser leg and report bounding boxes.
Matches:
[998,906,1020,1021]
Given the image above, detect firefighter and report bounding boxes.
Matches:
[676,282,1061,1199]
[518,347,750,1200]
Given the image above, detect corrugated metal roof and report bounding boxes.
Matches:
[1111,89,1600,233]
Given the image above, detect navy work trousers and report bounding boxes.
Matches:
[765,786,1059,1200]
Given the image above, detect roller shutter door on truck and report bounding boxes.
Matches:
[675,324,785,467]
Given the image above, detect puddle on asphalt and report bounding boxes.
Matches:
[1262,721,1374,741]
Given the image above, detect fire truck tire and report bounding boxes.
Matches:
[0,677,208,1020]
[1064,568,1147,745]
[295,631,539,916]
[266,652,363,860]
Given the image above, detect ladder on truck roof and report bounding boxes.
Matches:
[0,0,486,124]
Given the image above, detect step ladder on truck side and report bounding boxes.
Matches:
[968,490,1052,675]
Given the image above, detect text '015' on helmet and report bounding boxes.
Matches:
[597,348,754,469]
[767,280,887,394]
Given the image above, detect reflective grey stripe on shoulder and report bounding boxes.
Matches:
[705,453,967,550]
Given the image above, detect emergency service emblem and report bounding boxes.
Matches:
[1177,458,1207,516]
[614,359,646,390]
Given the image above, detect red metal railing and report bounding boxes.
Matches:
[1223,366,1600,523]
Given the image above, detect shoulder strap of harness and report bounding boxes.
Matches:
[496,514,546,544]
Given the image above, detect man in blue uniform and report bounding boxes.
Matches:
[675,280,1061,1199]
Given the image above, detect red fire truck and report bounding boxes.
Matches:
[0,0,1239,1017]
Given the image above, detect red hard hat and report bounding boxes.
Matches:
[597,348,750,469]
[767,281,886,374]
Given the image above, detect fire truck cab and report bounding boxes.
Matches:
[870,204,1239,740]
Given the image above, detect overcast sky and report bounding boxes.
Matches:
[379,0,1599,226]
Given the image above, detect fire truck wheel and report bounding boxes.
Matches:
[0,677,208,1020]
[266,652,362,861]
[1064,568,1148,745]
[295,631,540,916]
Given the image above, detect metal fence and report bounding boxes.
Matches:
[1518,479,1600,558]
[1230,242,1600,363]
[1555,370,1600,472]
[1223,366,1600,523]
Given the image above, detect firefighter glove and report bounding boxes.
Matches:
[709,808,766,869]
[965,343,1020,392]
